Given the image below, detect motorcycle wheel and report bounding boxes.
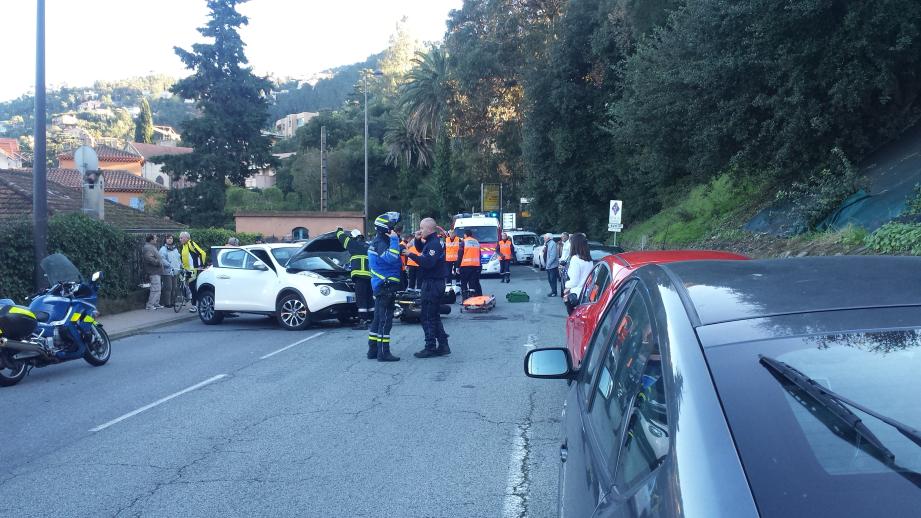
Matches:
[84,325,111,366]
[0,352,27,387]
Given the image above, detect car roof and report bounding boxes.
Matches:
[454,217,499,226]
[603,249,748,269]
[505,230,536,235]
[662,256,921,326]
[244,243,300,249]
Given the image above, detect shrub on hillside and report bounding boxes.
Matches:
[865,223,921,255]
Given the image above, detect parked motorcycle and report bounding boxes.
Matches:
[0,253,111,387]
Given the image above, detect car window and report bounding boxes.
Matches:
[586,292,656,473]
[250,249,276,271]
[580,282,634,398]
[512,235,537,246]
[270,247,298,265]
[580,264,610,304]
[217,249,247,269]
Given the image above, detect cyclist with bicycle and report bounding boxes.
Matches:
[179,231,207,312]
[159,235,182,308]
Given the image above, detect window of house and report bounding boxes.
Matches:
[129,197,145,211]
[292,227,308,241]
[155,176,165,185]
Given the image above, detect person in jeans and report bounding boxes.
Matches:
[159,235,182,308]
[142,234,164,310]
[543,234,560,297]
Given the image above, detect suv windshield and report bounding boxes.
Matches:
[706,325,921,516]
[286,255,345,273]
[512,234,537,246]
[455,226,499,242]
[270,247,299,265]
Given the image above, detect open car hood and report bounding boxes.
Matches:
[285,231,351,273]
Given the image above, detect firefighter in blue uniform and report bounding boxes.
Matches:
[336,227,372,330]
[405,217,451,358]
[367,212,402,362]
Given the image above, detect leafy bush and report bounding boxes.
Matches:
[0,214,143,304]
[776,147,863,230]
[865,223,921,255]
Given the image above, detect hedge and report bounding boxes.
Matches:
[0,215,263,305]
[865,222,921,255]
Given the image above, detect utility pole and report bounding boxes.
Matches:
[363,70,382,226]
[320,125,328,212]
[33,0,47,290]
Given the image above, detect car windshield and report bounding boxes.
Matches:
[270,247,299,265]
[455,226,499,242]
[286,255,345,273]
[706,325,921,516]
[512,234,537,246]
[40,253,83,285]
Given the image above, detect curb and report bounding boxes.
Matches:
[107,313,198,341]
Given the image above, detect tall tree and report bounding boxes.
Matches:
[401,47,451,141]
[159,0,276,226]
[134,98,154,143]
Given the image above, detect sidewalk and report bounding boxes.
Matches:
[102,307,198,340]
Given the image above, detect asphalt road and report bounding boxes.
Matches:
[0,266,569,518]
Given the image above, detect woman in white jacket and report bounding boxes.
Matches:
[563,233,593,300]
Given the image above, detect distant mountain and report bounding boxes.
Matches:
[268,53,383,121]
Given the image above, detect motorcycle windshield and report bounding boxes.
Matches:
[40,253,83,285]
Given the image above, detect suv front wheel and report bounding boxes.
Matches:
[276,293,310,330]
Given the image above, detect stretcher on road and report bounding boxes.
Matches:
[460,294,496,313]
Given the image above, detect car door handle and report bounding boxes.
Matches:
[560,443,568,463]
[217,274,231,279]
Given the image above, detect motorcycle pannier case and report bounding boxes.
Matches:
[0,304,37,340]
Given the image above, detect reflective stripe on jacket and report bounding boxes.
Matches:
[337,229,371,278]
[498,239,513,260]
[369,234,402,292]
[180,241,207,271]
[445,236,460,262]
[460,238,481,267]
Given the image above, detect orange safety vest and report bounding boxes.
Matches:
[460,238,481,267]
[498,239,513,260]
[445,236,460,262]
[406,242,420,267]
[399,241,407,271]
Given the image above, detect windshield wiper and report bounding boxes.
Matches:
[760,355,921,462]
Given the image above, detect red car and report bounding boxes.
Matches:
[565,250,749,366]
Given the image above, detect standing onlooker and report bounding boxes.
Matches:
[179,231,207,312]
[559,232,571,294]
[563,233,593,302]
[543,234,560,297]
[142,234,164,310]
[159,235,182,308]
[226,236,240,246]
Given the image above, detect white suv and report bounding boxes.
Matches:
[195,238,356,330]
[505,230,539,264]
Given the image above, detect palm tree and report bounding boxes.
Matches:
[384,113,432,169]
[400,46,450,141]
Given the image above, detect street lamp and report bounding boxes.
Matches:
[363,69,383,224]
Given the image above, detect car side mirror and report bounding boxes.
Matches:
[253,261,269,271]
[524,348,573,379]
[91,271,102,282]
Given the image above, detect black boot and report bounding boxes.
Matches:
[414,346,439,358]
[367,341,378,359]
[378,344,400,362]
[435,341,451,356]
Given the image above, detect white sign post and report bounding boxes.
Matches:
[502,212,517,229]
[608,200,623,245]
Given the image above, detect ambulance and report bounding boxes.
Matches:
[452,213,502,275]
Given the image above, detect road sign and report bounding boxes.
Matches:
[608,223,623,232]
[482,184,501,211]
[503,212,517,229]
[609,200,623,227]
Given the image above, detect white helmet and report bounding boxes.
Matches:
[350,229,363,239]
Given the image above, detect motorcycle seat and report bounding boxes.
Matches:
[33,310,51,323]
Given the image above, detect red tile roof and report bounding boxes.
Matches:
[0,138,20,157]
[130,142,193,159]
[0,169,185,232]
[58,144,142,163]
[45,168,166,192]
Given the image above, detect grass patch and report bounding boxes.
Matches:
[621,173,769,247]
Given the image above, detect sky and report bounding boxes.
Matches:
[1,0,464,102]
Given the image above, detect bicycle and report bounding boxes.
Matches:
[173,270,194,313]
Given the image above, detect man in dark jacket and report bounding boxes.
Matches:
[405,217,450,358]
[142,234,164,310]
[337,228,372,330]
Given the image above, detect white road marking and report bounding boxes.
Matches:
[89,374,227,432]
[502,423,530,517]
[522,334,537,348]
[259,331,325,360]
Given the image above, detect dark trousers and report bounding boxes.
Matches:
[368,283,397,350]
[353,276,373,321]
[420,279,448,348]
[460,266,482,297]
[406,266,419,289]
[500,260,511,281]
[189,276,198,305]
[160,274,176,306]
[547,267,559,295]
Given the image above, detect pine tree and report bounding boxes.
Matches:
[134,98,154,143]
[159,0,277,226]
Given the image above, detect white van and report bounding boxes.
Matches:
[453,213,501,275]
[505,230,539,264]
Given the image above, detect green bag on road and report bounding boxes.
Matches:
[506,290,530,303]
